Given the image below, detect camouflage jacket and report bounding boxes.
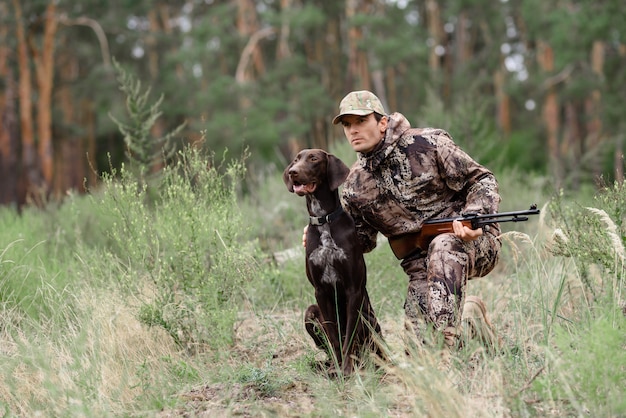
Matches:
[341,112,501,253]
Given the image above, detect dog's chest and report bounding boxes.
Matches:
[309,226,347,285]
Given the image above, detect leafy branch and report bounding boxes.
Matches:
[109,58,185,178]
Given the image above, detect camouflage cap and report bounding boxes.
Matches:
[332,90,386,125]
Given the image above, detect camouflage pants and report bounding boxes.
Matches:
[400,230,500,343]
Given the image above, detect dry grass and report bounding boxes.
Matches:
[0,288,182,416]
[3,169,625,416]
[2,228,591,417]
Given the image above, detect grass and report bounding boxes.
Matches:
[0,142,624,417]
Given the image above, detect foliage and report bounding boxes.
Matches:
[95,146,257,351]
[2,46,626,413]
[548,180,625,299]
[109,58,185,179]
[3,157,626,415]
[5,0,626,211]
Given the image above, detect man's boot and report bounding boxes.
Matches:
[442,326,461,350]
[461,296,502,352]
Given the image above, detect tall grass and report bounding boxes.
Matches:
[238,149,625,417]
[95,147,258,351]
[1,135,625,415]
[0,145,259,415]
[1,152,624,416]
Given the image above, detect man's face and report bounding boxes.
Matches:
[340,114,387,153]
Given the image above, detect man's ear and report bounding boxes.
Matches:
[379,115,388,134]
[283,164,294,192]
[326,154,350,191]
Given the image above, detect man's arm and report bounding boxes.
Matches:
[435,131,501,217]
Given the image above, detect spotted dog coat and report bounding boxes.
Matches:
[283,149,383,375]
[341,112,501,342]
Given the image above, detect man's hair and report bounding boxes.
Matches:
[339,112,385,125]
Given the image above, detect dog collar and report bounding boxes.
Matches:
[309,206,344,226]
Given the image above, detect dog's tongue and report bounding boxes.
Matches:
[293,183,316,195]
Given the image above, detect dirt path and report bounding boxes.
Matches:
[159,308,511,417]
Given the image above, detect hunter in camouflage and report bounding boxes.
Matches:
[334,90,501,348]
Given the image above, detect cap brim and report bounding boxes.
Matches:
[332,109,374,125]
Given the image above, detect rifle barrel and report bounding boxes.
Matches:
[423,206,540,226]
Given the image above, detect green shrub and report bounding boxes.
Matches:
[95,146,258,351]
[548,181,625,301]
[109,58,184,179]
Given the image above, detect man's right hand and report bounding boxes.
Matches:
[302,225,308,247]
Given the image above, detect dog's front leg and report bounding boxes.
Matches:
[304,304,328,350]
[341,290,367,376]
[316,289,343,374]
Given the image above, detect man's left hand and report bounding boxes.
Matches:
[452,219,483,241]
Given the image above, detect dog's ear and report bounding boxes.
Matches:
[326,154,350,191]
[283,163,294,192]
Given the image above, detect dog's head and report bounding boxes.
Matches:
[283,149,350,196]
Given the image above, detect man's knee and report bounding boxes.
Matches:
[428,233,464,255]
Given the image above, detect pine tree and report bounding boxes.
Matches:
[109,58,185,180]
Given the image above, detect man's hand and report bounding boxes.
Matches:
[302,225,308,247]
[452,219,483,241]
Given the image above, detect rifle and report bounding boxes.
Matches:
[388,204,540,259]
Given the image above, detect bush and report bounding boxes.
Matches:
[548,180,625,302]
[95,146,258,351]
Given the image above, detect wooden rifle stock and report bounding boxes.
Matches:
[388,205,540,259]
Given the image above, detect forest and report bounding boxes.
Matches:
[1,0,625,207]
[1,1,626,416]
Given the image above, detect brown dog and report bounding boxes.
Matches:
[283,149,384,375]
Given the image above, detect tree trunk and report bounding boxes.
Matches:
[235,0,268,118]
[146,8,160,80]
[149,4,175,173]
[385,67,397,113]
[277,0,292,60]
[0,68,19,206]
[562,101,582,188]
[345,0,371,89]
[537,40,561,185]
[56,42,86,196]
[615,44,626,185]
[585,40,604,180]
[494,68,511,136]
[425,0,444,73]
[31,1,58,192]
[0,1,19,205]
[236,0,266,83]
[84,98,98,189]
[455,12,472,66]
[13,0,40,205]
[308,3,344,151]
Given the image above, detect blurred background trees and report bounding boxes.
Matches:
[0,0,624,207]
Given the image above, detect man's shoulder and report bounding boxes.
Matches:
[405,128,456,152]
[343,159,376,193]
[345,159,366,181]
[409,127,453,141]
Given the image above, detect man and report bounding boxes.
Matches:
[324,90,501,349]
